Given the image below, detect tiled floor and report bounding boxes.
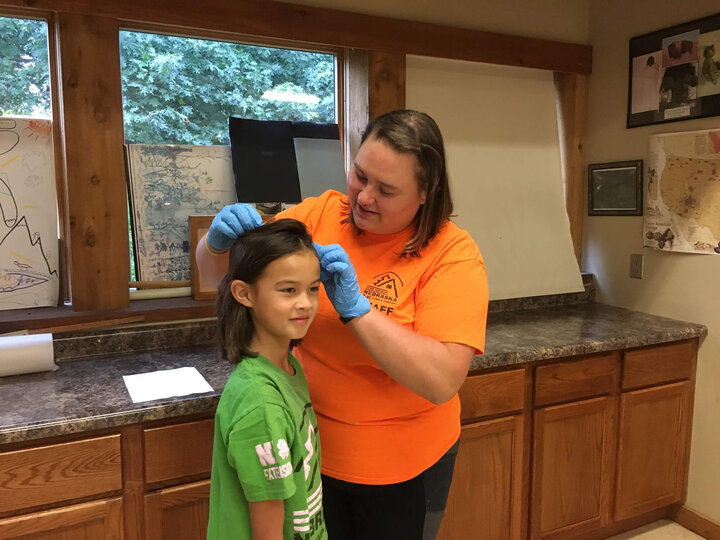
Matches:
[607,519,705,539]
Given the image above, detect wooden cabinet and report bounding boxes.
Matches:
[0,435,123,515]
[436,340,697,540]
[0,435,123,539]
[0,497,123,539]
[142,419,214,539]
[615,382,691,520]
[530,353,619,539]
[144,419,214,486]
[438,369,527,540]
[0,419,213,540]
[439,415,525,540]
[145,480,211,540]
[531,396,616,539]
[615,341,695,522]
[528,342,695,540]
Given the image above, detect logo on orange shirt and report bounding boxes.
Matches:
[362,272,403,315]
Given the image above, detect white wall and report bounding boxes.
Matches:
[586,0,720,522]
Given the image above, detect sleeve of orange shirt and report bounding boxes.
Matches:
[413,257,489,354]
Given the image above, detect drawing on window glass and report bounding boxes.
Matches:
[0,116,59,310]
[126,144,238,282]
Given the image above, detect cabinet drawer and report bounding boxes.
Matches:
[623,341,694,390]
[144,419,214,485]
[459,369,525,421]
[535,352,620,407]
[0,435,122,515]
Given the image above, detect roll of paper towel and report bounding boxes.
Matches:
[0,333,57,377]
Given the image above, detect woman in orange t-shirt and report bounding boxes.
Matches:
[198,110,488,539]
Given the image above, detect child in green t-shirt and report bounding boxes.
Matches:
[207,219,327,540]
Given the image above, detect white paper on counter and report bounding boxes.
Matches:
[122,367,214,403]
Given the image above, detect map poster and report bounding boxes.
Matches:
[0,116,59,311]
[644,129,720,254]
[126,144,238,282]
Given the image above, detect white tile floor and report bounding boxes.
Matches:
[606,519,705,539]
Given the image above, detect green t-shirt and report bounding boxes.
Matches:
[207,354,327,540]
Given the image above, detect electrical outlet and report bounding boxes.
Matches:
[630,254,644,279]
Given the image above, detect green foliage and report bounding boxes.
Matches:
[119,31,336,145]
[0,16,51,116]
[0,19,336,141]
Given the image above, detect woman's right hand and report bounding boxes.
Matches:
[207,203,264,251]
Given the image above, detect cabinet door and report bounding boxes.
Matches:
[530,396,616,539]
[437,415,525,540]
[615,381,690,520]
[145,479,210,540]
[0,497,123,540]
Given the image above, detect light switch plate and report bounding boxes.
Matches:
[630,254,644,279]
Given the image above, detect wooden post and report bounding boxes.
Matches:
[554,72,589,265]
[344,48,369,168]
[55,13,130,310]
[368,51,406,120]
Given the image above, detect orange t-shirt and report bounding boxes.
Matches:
[277,190,488,484]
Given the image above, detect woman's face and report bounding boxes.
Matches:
[347,136,426,235]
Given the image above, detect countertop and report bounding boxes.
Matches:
[0,303,707,446]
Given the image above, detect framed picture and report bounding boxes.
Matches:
[189,215,217,300]
[588,160,643,216]
[188,212,275,301]
[628,13,720,128]
[126,144,237,283]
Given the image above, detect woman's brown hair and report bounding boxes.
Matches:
[348,109,453,257]
[216,218,317,364]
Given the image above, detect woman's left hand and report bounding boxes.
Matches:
[314,243,371,320]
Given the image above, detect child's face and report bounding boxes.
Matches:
[246,249,321,343]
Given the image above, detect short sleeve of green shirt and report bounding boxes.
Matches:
[226,402,297,502]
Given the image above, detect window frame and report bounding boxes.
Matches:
[118,23,345,289]
[0,9,69,304]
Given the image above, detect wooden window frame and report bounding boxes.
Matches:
[0,0,591,333]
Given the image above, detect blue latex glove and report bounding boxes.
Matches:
[314,243,371,320]
[207,203,264,251]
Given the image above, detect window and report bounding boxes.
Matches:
[0,16,51,117]
[0,16,60,312]
[118,30,339,283]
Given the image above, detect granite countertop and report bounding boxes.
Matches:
[475,303,707,370]
[0,303,707,446]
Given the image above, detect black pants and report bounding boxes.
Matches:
[322,440,460,540]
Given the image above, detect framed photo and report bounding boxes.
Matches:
[588,160,643,216]
[189,215,217,300]
[628,13,720,128]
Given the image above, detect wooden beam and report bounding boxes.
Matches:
[2,0,592,74]
[368,51,406,120]
[0,297,216,334]
[344,48,369,167]
[554,72,589,265]
[56,13,130,310]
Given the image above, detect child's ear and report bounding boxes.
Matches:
[230,280,253,307]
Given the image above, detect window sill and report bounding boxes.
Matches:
[0,297,217,335]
